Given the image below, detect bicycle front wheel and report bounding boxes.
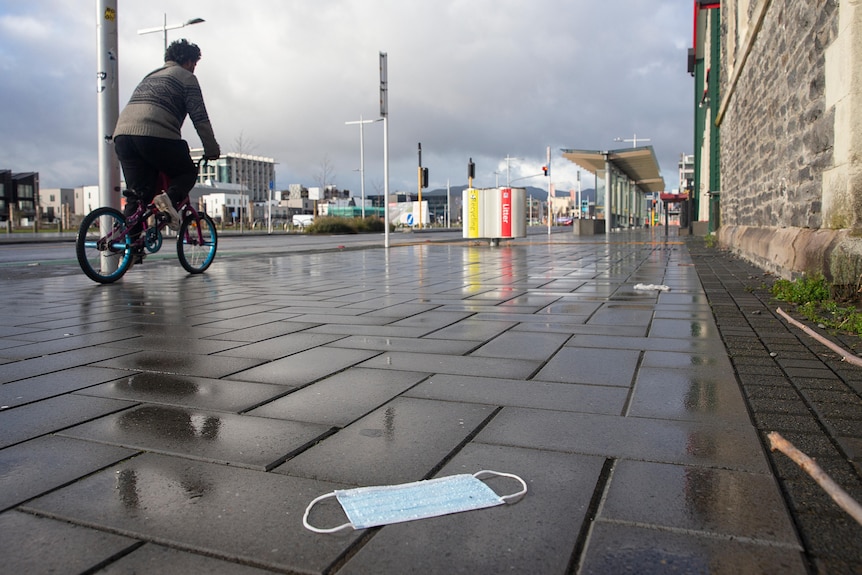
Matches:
[76,207,132,284]
[177,213,217,274]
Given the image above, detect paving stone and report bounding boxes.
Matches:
[628,367,749,422]
[276,397,496,486]
[747,397,812,416]
[469,331,570,360]
[533,347,640,386]
[203,321,321,342]
[476,407,768,472]
[21,453,361,574]
[569,334,715,353]
[94,543,278,574]
[0,510,140,574]
[405,373,627,415]
[304,324,431,338]
[384,310,474,331]
[535,301,603,315]
[92,350,265,379]
[793,508,862,564]
[601,460,799,545]
[327,334,481,354]
[587,304,654,326]
[247,367,430,427]
[213,332,347,361]
[648,318,721,340]
[339,443,605,575]
[226,347,380,386]
[361,302,442,318]
[640,349,733,370]
[514,321,647,337]
[77,372,289,412]
[0,347,134,384]
[358,350,540,379]
[423,318,517,341]
[0,435,137,512]
[59,405,332,471]
[0,394,136,449]
[751,412,824,434]
[0,366,132,408]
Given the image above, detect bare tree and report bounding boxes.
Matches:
[233,131,257,227]
[315,154,337,196]
[234,131,257,156]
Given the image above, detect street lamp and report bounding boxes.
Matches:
[137,14,205,53]
[503,154,521,186]
[614,133,651,148]
[345,115,382,219]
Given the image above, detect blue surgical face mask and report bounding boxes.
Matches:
[303,470,527,534]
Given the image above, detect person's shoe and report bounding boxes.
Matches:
[127,248,145,269]
[153,193,181,231]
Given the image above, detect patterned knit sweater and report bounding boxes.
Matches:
[114,61,220,157]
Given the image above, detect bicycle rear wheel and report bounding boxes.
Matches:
[177,212,217,274]
[76,207,132,284]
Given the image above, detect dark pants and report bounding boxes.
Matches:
[114,135,198,215]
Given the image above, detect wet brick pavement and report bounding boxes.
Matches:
[0,229,860,574]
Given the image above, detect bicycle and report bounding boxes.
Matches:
[76,172,218,284]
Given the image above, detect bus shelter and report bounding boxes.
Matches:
[561,146,665,233]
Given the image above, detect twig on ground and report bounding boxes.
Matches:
[768,432,862,526]
[776,307,862,367]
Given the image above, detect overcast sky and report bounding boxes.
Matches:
[1,0,694,196]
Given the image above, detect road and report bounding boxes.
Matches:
[0,228,566,280]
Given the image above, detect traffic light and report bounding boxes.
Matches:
[542,165,548,177]
[468,158,475,180]
[422,167,429,188]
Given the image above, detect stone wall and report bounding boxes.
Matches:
[713,0,862,284]
[720,0,837,232]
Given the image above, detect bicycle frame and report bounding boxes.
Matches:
[77,158,218,283]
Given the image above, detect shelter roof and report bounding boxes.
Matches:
[561,146,665,194]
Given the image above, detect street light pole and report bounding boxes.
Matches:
[137,13,205,53]
[380,52,390,249]
[345,116,382,219]
[614,133,651,148]
[504,154,521,186]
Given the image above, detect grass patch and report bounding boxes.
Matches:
[771,273,862,336]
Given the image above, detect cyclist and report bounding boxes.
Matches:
[113,39,220,253]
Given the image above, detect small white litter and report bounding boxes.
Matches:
[634,283,671,292]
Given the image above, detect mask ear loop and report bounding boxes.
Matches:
[302,491,355,534]
[473,470,528,503]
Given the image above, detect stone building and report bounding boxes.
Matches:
[713,0,861,285]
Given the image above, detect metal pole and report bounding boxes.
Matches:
[346,117,381,219]
[417,143,422,229]
[359,117,366,218]
[97,0,120,275]
[446,179,450,228]
[604,153,611,235]
[383,117,390,247]
[97,0,120,212]
[268,181,272,234]
[380,52,390,248]
[577,170,582,220]
[546,146,551,236]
